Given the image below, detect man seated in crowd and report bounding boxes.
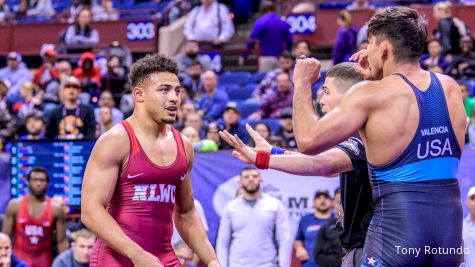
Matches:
[52,229,96,267]
[249,72,293,119]
[253,51,294,100]
[197,70,229,122]
[20,111,45,140]
[94,90,123,126]
[0,232,28,267]
[419,39,449,71]
[219,102,249,150]
[182,60,205,99]
[176,41,208,77]
[173,240,197,267]
[447,35,475,79]
[0,52,32,103]
[276,107,296,149]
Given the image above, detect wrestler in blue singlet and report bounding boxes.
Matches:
[360,72,464,267]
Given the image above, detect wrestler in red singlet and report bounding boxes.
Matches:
[14,196,53,267]
[89,121,187,266]
[2,167,68,267]
[81,54,219,267]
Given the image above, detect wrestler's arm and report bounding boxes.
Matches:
[53,206,68,252]
[81,127,155,263]
[1,199,19,236]
[268,149,353,176]
[174,136,220,267]
[293,78,370,155]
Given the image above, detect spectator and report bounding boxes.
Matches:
[250,122,284,148]
[216,167,291,267]
[0,233,28,267]
[292,40,312,59]
[464,186,475,266]
[52,229,96,267]
[175,100,196,130]
[181,60,205,99]
[313,189,343,267]
[250,72,293,119]
[56,60,73,84]
[433,1,463,56]
[35,44,60,104]
[420,39,449,71]
[94,90,123,125]
[276,107,297,149]
[18,0,55,17]
[206,122,222,148]
[295,190,335,267]
[182,126,218,152]
[184,111,205,138]
[103,55,128,100]
[0,80,12,113]
[96,106,113,136]
[176,41,209,76]
[184,0,235,45]
[91,0,118,21]
[0,0,11,24]
[333,11,359,65]
[46,76,96,140]
[197,70,229,122]
[173,240,197,267]
[253,51,294,100]
[13,81,43,126]
[0,90,15,140]
[240,1,292,72]
[63,8,100,47]
[446,35,475,79]
[20,111,45,140]
[73,52,102,98]
[346,0,373,10]
[460,82,475,118]
[219,102,250,149]
[62,0,88,23]
[468,108,475,144]
[0,52,32,103]
[107,41,133,69]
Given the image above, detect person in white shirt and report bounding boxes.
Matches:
[216,167,291,267]
[464,186,475,266]
[184,0,235,45]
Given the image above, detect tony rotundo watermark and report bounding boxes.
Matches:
[395,246,469,258]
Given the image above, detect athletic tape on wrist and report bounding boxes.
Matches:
[255,150,271,169]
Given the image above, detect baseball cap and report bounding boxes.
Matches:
[7,51,22,62]
[224,102,241,114]
[280,107,292,119]
[314,189,330,199]
[468,186,475,198]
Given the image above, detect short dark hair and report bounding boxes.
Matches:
[240,167,259,177]
[327,62,364,92]
[334,187,341,197]
[260,1,276,13]
[25,111,45,124]
[189,60,203,69]
[27,166,50,182]
[293,40,310,50]
[367,6,427,62]
[279,50,293,60]
[129,54,179,88]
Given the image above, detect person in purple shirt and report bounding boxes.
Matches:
[197,70,229,122]
[333,11,359,65]
[250,72,293,119]
[239,1,293,71]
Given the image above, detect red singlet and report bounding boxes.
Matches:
[90,121,188,267]
[14,195,53,267]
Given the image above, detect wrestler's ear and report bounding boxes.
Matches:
[133,86,145,103]
[379,41,389,59]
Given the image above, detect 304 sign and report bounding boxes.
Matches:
[127,21,156,41]
[286,13,317,35]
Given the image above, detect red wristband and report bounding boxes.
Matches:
[255,150,271,169]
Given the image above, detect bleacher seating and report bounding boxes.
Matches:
[251,71,268,84]
[227,84,255,101]
[459,79,475,97]
[219,71,252,86]
[240,100,261,118]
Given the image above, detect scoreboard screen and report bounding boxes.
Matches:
[10,140,95,207]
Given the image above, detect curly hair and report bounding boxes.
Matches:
[129,54,179,87]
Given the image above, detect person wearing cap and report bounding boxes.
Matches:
[197,70,229,122]
[276,107,296,149]
[464,186,475,266]
[45,76,96,140]
[294,190,334,267]
[0,52,32,103]
[219,102,249,150]
[34,44,61,106]
[20,111,46,140]
[249,71,293,120]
